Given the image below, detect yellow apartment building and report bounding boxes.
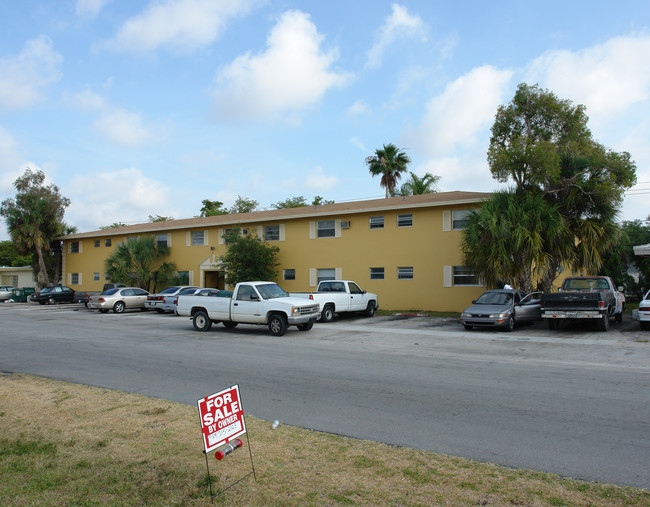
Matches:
[60,191,490,312]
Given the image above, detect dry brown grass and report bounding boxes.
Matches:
[1,372,648,506]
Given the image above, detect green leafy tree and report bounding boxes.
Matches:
[464,83,637,291]
[219,228,279,286]
[397,172,440,196]
[462,190,567,292]
[229,196,258,214]
[198,199,228,217]
[0,168,70,286]
[272,196,335,209]
[100,222,127,230]
[148,214,173,222]
[366,143,411,198]
[0,240,33,267]
[105,237,176,292]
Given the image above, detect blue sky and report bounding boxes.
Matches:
[1,1,649,240]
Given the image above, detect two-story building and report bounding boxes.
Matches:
[60,191,490,312]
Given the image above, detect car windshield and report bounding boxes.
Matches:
[475,292,512,305]
[179,288,197,295]
[256,283,289,299]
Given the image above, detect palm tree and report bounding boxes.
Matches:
[366,144,411,198]
[399,172,440,196]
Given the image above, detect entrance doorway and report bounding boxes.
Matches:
[204,270,225,289]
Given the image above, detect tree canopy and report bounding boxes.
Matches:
[0,168,70,286]
[219,228,279,286]
[366,143,411,198]
[104,237,176,292]
[271,196,334,209]
[397,172,440,196]
[0,240,33,267]
[464,83,637,292]
[198,199,228,217]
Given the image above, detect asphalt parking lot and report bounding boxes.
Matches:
[2,301,649,488]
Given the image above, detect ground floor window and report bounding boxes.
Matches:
[93,272,100,281]
[453,266,479,285]
[71,273,80,285]
[317,268,336,283]
[397,267,413,279]
[284,269,295,281]
[370,267,384,280]
[175,271,190,285]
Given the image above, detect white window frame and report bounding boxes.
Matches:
[397,267,413,280]
[369,216,384,229]
[452,209,472,230]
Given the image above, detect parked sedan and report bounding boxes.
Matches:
[88,287,149,313]
[0,285,15,301]
[639,290,650,330]
[460,289,542,331]
[30,286,76,305]
[146,286,198,313]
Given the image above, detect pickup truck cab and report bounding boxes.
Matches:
[291,280,378,322]
[176,281,320,336]
[541,276,625,331]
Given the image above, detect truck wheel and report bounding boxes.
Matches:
[223,321,238,329]
[321,305,335,323]
[297,322,313,331]
[547,319,560,330]
[598,313,610,332]
[615,311,623,323]
[268,314,287,336]
[365,301,376,317]
[113,301,125,313]
[193,311,212,332]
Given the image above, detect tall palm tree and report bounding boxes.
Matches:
[366,144,411,198]
[399,172,440,196]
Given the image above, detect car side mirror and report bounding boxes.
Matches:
[617,286,624,292]
[249,294,260,301]
[471,300,476,304]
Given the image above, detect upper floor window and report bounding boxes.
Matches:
[452,209,472,230]
[397,214,413,227]
[369,216,384,229]
[105,238,112,247]
[264,225,280,241]
[70,241,80,253]
[284,269,295,281]
[192,231,205,246]
[317,220,336,238]
[94,240,100,248]
[157,233,169,249]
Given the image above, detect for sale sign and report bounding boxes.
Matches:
[197,385,246,454]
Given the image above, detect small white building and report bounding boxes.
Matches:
[0,266,37,288]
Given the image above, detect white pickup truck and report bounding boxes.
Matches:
[176,281,320,336]
[291,280,378,322]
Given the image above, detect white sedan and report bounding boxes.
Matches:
[639,290,650,330]
[0,285,15,301]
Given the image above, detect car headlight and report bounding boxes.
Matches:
[461,312,471,318]
[489,312,509,319]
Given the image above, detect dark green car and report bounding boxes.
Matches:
[30,286,76,305]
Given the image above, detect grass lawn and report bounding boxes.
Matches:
[1,373,648,506]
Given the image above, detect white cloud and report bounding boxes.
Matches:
[525,33,650,124]
[346,100,370,117]
[304,166,339,191]
[366,3,427,69]
[0,126,24,194]
[405,65,513,157]
[64,169,171,231]
[104,0,257,53]
[92,108,155,146]
[76,0,112,18]
[0,36,63,109]
[211,10,351,121]
[348,137,367,152]
[70,89,106,110]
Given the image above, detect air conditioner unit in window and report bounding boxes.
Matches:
[341,221,350,229]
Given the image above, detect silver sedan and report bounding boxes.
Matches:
[88,287,149,313]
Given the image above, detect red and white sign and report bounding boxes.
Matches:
[197,385,246,454]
